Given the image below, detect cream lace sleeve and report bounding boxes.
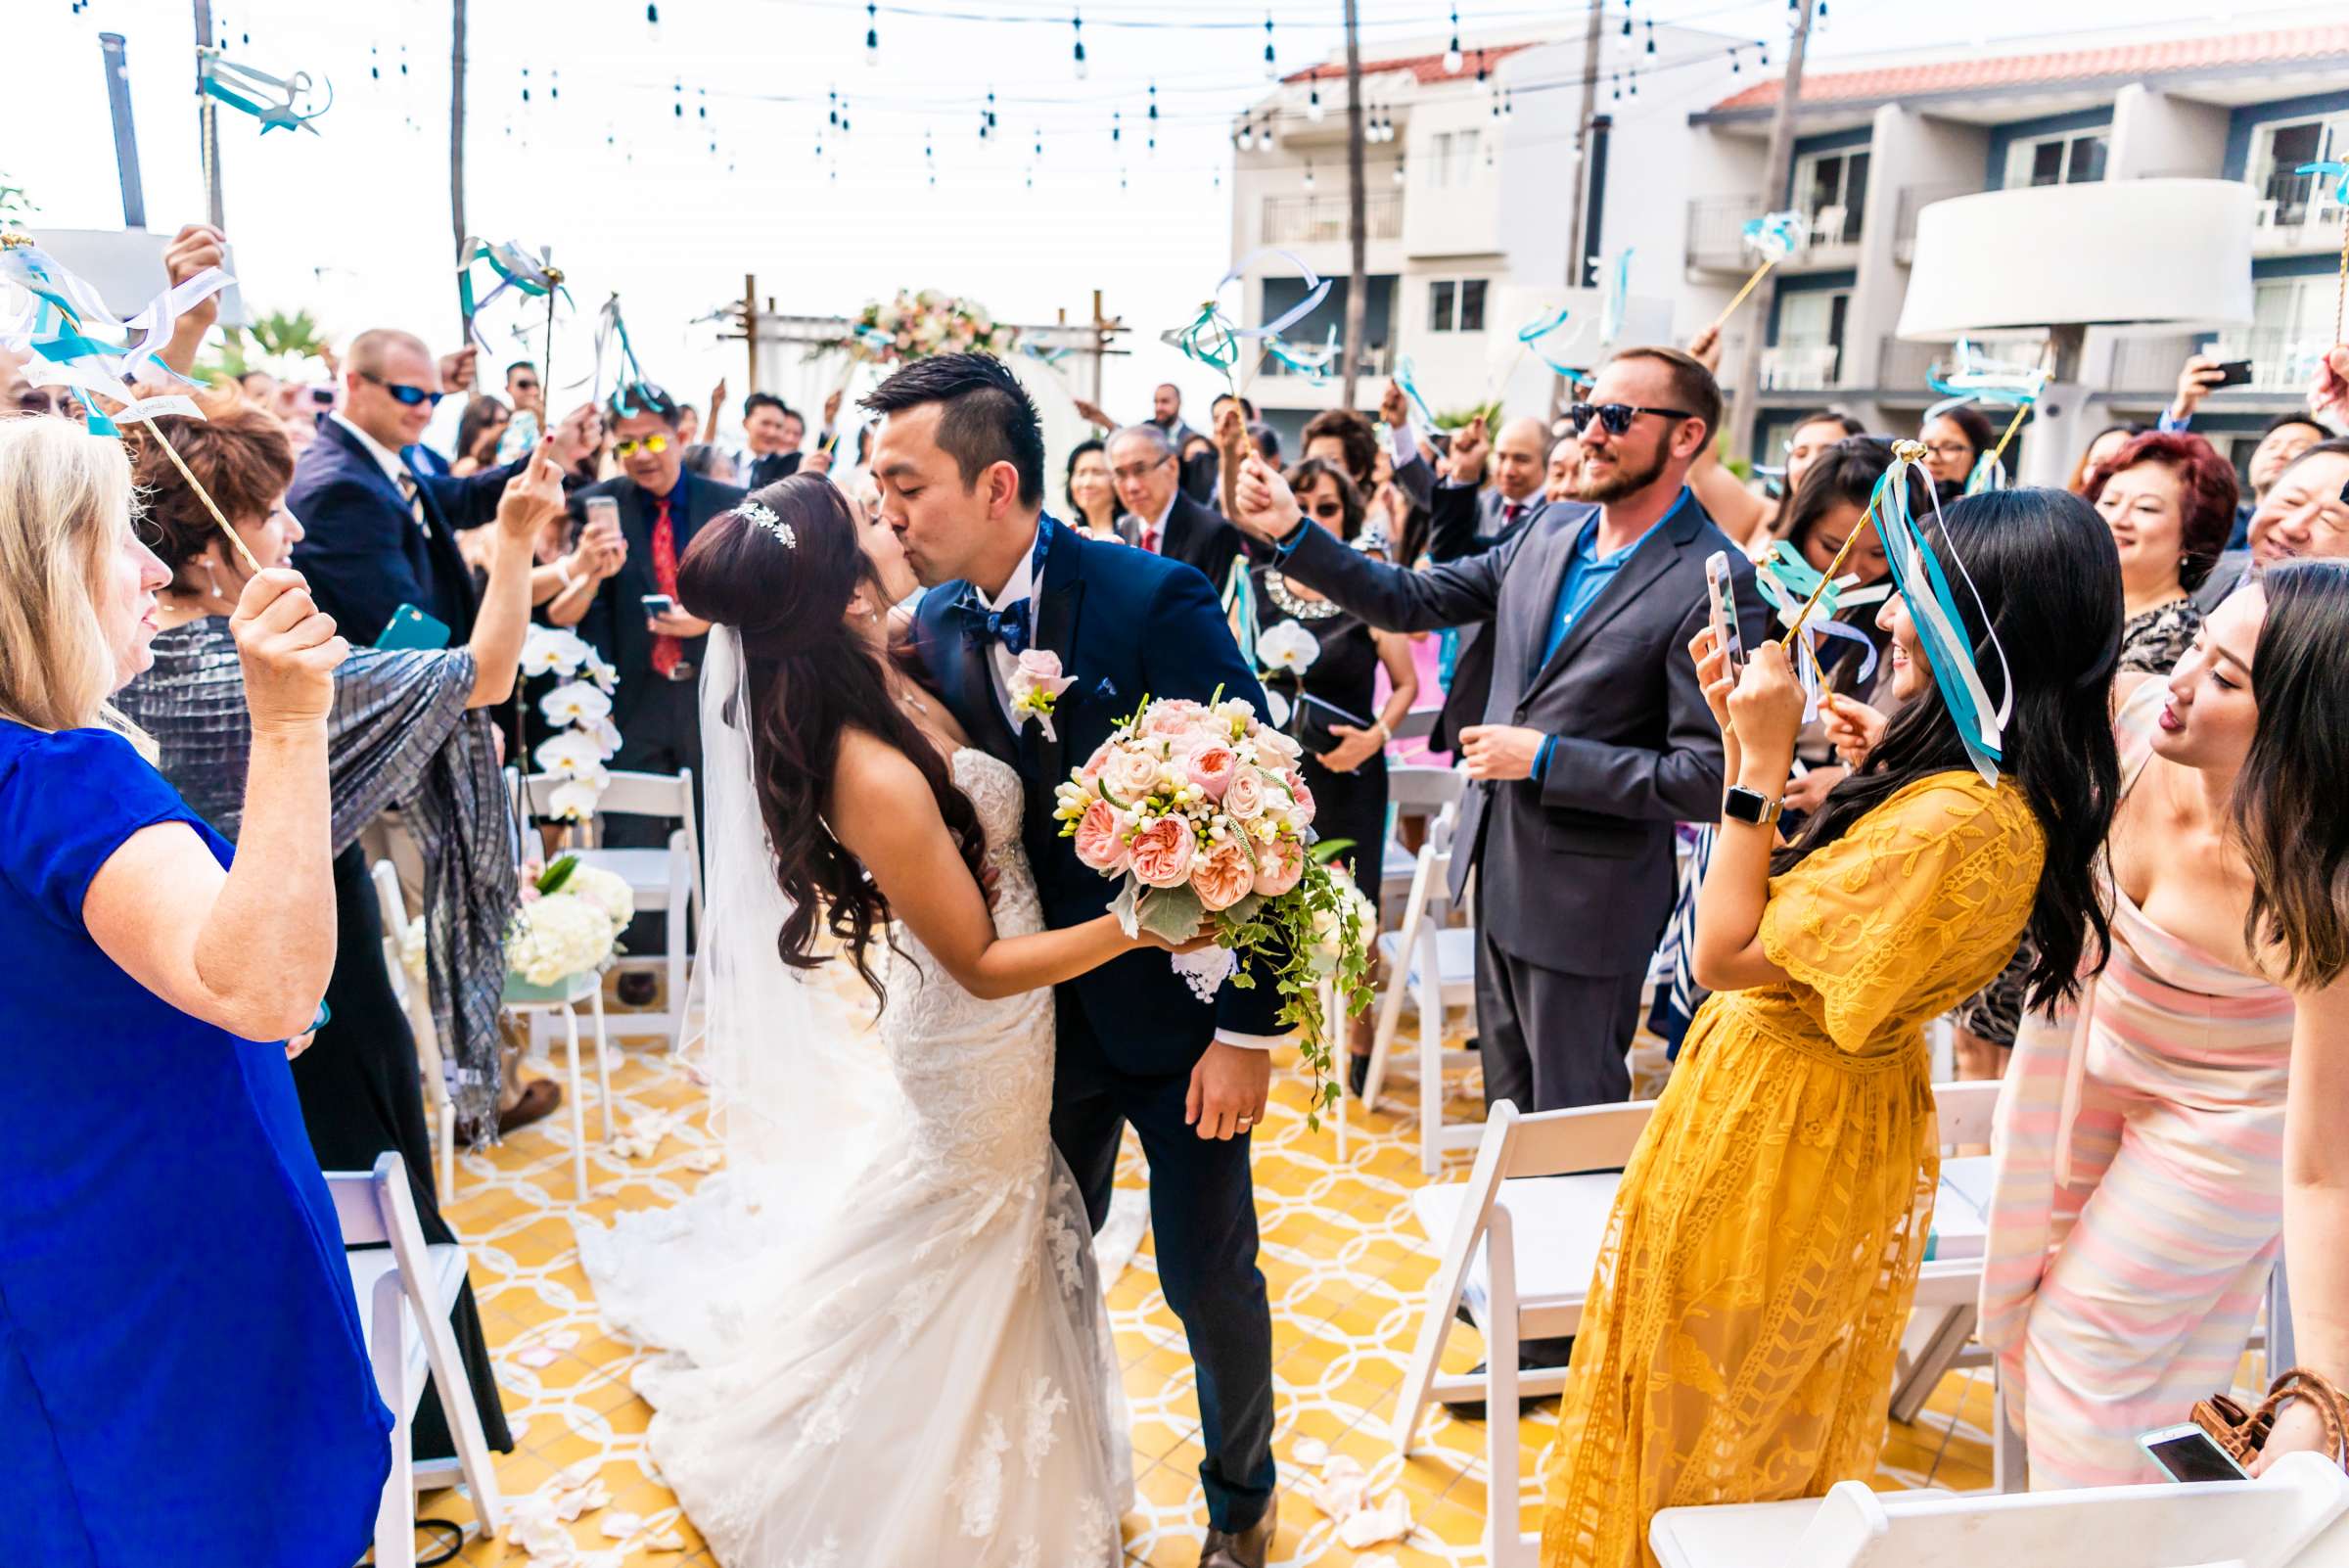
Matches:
[1760,778,2037,1053]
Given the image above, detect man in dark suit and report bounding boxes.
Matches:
[1229,347,1771,1114]
[739,392,804,489]
[1420,413,1554,757]
[570,384,748,996]
[1108,422,1244,589]
[289,329,522,645]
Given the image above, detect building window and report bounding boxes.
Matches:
[1429,129,1481,189]
[2253,115,2349,223]
[1791,149,1869,242]
[2008,130,2106,188]
[1428,278,1491,333]
[2234,275,2337,389]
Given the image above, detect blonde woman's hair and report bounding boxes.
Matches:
[0,415,144,734]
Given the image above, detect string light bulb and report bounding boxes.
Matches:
[1308,85,1324,123]
[1393,158,1406,185]
[1112,110,1121,144]
[1474,49,1487,85]
[1303,158,1314,191]
[1645,20,1656,54]
[645,2,659,27]
[865,1,879,65]
[1073,11,1086,79]
[1263,13,1276,78]
[1148,82,1158,121]
[1444,4,1461,73]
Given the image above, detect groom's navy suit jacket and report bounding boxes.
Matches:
[908,517,1286,1078]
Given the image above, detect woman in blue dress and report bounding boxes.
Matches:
[0,415,390,1564]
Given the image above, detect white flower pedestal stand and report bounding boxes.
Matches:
[501,970,614,1200]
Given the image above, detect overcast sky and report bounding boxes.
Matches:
[7,0,2337,430]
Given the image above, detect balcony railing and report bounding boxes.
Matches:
[2208,328,2337,392]
[2251,168,2343,232]
[1760,343,1840,392]
[1686,195,1865,271]
[1893,181,1978,262]
[1873,334,2050,394]
[2106,335,2202,395]
[1255,341,1397,380]
[1260,190,1403,247]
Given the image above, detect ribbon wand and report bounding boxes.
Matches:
[538,253,562,419]
[143,414,266,576]
[1708,258,1776,338]
[1778,441,1923,649]
[1708,210,1807,337]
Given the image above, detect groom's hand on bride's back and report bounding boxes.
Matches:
[1226,456,1303,546]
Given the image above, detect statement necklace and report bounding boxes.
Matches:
[1264,572,1342,622]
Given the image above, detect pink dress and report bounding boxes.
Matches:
[1979,682,2293,1489]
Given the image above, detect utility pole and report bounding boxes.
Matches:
[1727,0,1813,464]
[1339,0,1367,409]
[743,273,760,392]
[99,34,149,230]
[450,0,469,267]
[191,0,222,228]
[1554,0,1605,416]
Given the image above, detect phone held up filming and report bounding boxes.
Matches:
[1705,549,1745,679]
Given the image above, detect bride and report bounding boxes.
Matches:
[576,475,1171,1564]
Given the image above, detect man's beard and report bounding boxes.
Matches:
[1573,444,1670,504]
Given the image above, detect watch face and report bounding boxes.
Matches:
[1725,786,1769,824]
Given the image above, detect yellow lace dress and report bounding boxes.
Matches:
[1538,772,2044,1568]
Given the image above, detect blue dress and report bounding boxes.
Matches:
[0,722,391,1566]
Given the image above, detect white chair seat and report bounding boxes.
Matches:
[1924,1154,1992,1263]
[1410,1172,1620,1325]
[1377,925,1478,993]
[347,1243,471,1398]
[1648,1495,1835,1568]
[568,846,676,898]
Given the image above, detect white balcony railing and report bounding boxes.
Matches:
[1686,195,1865,271]
[1760,343,1840,392]
[1260,191,1403,247]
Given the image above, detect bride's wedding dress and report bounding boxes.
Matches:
[576,734,1131,1566]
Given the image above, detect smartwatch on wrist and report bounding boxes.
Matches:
[1723,783,1782,828]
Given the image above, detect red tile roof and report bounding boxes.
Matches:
[1282,41,1537,88]
[1705,25,2349,114]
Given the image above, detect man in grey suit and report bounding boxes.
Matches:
[1229,347,1769,1112]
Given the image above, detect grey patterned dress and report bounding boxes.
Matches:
[115,621,517,1132]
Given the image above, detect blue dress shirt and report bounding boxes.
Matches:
[1530,487,1691,779]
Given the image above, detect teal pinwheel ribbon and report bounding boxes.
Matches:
[1514,306,1588,379]
[1875,444,2012,781]
[1756,541,1883,686]
[1263,325,1340,385]
[0,238,226,435]
[199,51,331,135]
[1600,247,1634,345]
[1162,249,1331,387]
[595,295,655,415]
[2298,161,2349,203]
[1392,353,1438,429]
[457,236,566,353]
[1741,209,1808,261]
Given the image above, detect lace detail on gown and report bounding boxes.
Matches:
[577,749,1131,1565]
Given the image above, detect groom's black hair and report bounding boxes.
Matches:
[860,351,1045,510]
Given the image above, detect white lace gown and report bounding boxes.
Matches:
[577,750,1132,1566]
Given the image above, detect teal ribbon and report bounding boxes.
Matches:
[1393,353,1438,428]
[199,53,331,135]
[1601,248,1633,344]
[597,295,653,415]
[1926,340,2048,410]
[2,238,227,438]
[1514,307,1587,379]
[1163,249,1332,388]
[1759,542,1879,684]
[1874,459,2010,779]
[1741,210,1807,260]
[457,237,566,355]
[2298,161,2349,203]
[1263,325,1339,384]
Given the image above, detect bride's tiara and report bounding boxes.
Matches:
[741,500,797,549]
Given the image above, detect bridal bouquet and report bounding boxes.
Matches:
[502,854,635,988]
[1055,692,1372,1121]
[818,288,1018,365]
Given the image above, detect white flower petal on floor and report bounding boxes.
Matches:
[1336,1489,1414,1548]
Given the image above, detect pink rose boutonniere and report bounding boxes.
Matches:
[1007,649,1078,741]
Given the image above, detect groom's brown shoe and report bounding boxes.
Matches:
[1198,1510,1275,1568]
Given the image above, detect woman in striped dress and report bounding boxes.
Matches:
[1981,580,2294,1489]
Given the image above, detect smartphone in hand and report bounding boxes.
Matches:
[642,594,676,620]
[1704,550,1745,678]
[2139,1423,2250,1483]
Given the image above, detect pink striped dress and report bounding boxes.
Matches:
[1979,681,2294,1489]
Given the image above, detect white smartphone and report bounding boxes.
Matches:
[2139,1422,2251,1483]
[641,593,675,619]
[1704,549,1745,677]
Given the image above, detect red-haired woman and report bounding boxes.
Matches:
[2084,429,2241,674]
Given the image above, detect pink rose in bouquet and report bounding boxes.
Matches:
[1222,766,1267,820]
[1128,815,1197,888]
[1190,839,1257,911]
[1185,744,1238,800]
[1102,744,1164,802]
[1072,799,1130,873]
[1282,770,1318,828]
[1143,699,1206,739]
[1251,834,1307,897]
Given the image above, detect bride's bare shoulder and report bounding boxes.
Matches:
[829,728,944,831]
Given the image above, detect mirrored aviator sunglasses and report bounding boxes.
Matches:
[614,434,670,458]
[362,371,443,408]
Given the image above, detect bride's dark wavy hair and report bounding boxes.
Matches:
[676,475,985,1003]
[1776,487,2123,1009]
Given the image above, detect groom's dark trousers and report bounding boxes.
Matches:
[908,516,1280,1534]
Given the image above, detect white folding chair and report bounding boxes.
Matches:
[1390,1096,1656,1568]
[1378,764,1464,913]
[1886,1078,2001,1425]
[1650,1450,2349,1568]
[1812,202,1848,246]
[372,860,458,1202]
[516,766,704,1048]
[325,1152,505,1566]
[1392,707,1439,742]
[504,970,614,1201]
[1363,811,1483,1176]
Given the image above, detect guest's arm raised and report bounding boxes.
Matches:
[461,444,568,708]
[83,570,346,1040]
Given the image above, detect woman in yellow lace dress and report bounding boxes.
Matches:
[1539,488,2126,1568]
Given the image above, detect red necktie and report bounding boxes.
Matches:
[1502,500,1522,530]
[650,495,682,678]
[1140,523,1160,554]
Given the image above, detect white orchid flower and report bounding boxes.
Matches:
[539,680,614,727]
[1256,621,1321,676]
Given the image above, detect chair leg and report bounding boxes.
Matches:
[372,1272,416,1568]
[1993,1363,2028,1494]
[1388,1258,1456,1454]
[1419,975,1442,1178]
[563,1010,589,1202]
[438,1103,457,1205]
[413,1265,505,1532]
[1484,1207,1532,1568]
[591,988,616,1142]
[667,888,687,1054]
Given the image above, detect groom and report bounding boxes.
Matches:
[870,355,1281,1567]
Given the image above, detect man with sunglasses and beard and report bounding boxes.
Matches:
[289,328,527,646]
[566,385,749,1001]
[1231,346,1766,1125]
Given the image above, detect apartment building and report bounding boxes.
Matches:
[1686,23,2349,472]
[1227,23,1752,449]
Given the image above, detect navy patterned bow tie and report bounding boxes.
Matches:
[957,596,1033,656]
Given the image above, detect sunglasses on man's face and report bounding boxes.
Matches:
[614,434,671,459]
[511,378,540,393]
[360,371,443,409]
[1568,402,1695,437]
[1306,498,1347,521]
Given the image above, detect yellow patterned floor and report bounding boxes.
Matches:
[423,1012,2002,1566]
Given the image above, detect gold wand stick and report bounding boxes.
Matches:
[1707,256,1777,337]
[1778,438,1928,650]
[145,418,266,576]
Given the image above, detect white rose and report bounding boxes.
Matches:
[1103,745,1163,803]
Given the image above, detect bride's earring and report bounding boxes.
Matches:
[204,557,226,602]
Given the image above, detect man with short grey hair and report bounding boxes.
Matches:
[1108,421,1243,587]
